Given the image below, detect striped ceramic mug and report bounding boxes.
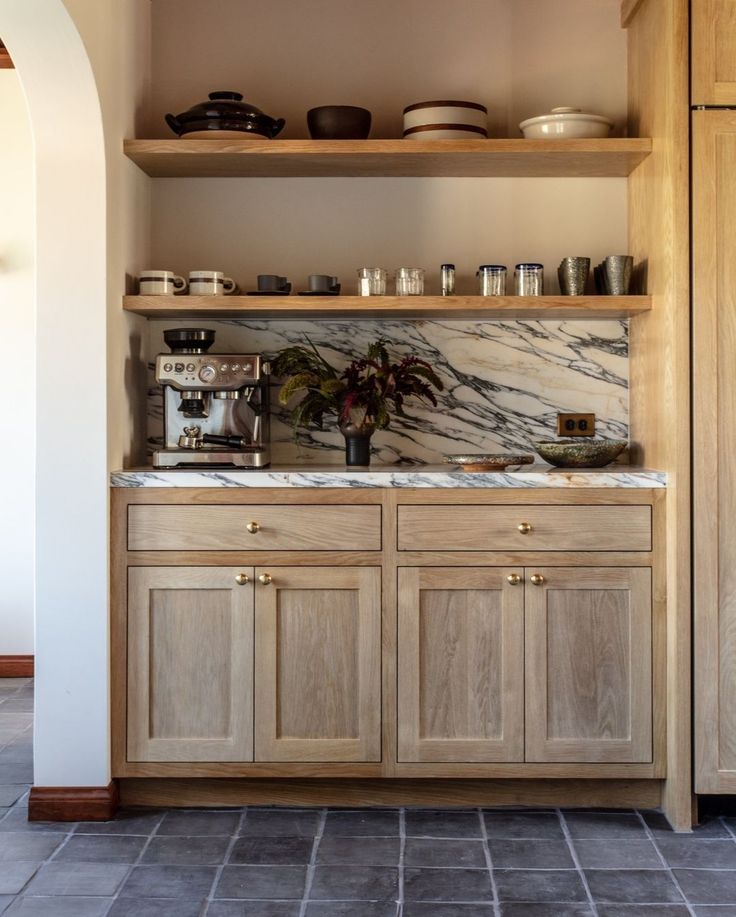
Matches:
[138,270,187,295]
[188,271,238,295]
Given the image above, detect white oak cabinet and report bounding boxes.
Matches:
[692,0,736,104]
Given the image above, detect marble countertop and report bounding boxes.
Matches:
[111,465,667,489]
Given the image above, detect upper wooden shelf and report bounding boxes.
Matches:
[123,138,653,179]
[123,294,651,321]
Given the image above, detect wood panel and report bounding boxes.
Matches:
[29,783,119,822]
[397,568,524,763]
[128,504,381,551]
[398,505,651,552]
[693,111,736,794]
[0,655,34,677]
[122,294,652,322]
[526,567,652,763]
[127,567,254,762]
[692,0,736,104]
[123,137,652,179]
[626,0,691,829]
[254,566,381,762]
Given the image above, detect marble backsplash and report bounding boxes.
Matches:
[146,319,628,465]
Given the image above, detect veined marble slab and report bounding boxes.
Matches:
[111,465,666,489]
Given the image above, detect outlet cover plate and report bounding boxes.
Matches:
[557,413,596,437]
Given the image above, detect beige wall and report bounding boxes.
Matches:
[0,69,35,655]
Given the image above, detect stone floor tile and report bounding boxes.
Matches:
[207,903,301,917]
[656,836,736,868]
[120,864,217,898]
[0,699,34,714]
[573,838,663,869]
[74,808,164,835]
[483,812,564,840]
[488,838,574,869]
[0,832,66,861]
[157,810,241,836]
[238,809,321,837]
[52,833,146,863]
[229,835,314,865]
[0,809,74,833]
[0,861,41,895]
[304,905,397,917]
[24,861,129,895]
[0,765,33,785]
[0,787,27,807]
[108,899,207,917]
[0,898,12,916]
[673,869,736,905]
[643,811,729,838]
[215,865,306,900]
[597,907,691,916]
[309,864,399,901]
[403,867,492,902]
[0,679,31,687]
[404,810,482,838]
[403,837,486,868]
[585,869,684,904]
[315,835,400,866]
[404,906,493,917]
[142,834,231,865]
[494,869,588,903]
[499,907,594,917]
[564,813,648,839]
[5,898,112,916]
[322,809,400,836]
[692,908,736,916]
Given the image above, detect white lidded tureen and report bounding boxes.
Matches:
[519,106,613,139]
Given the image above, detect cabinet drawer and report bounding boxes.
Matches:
[128,504,382,551]
[397,504,651,552]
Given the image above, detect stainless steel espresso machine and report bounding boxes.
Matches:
[153,328,270,468]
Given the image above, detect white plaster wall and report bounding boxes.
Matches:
[0,69,35,655]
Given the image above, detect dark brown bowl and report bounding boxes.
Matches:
[307,105,372,140]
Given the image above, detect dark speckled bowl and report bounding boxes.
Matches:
[534,439,627,468]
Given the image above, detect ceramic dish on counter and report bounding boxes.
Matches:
[403,100,488,140]
[534,439,627,468]
[519,106,613,139]
[444,453,534,472]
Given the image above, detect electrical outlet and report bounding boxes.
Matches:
[557,413,596,437]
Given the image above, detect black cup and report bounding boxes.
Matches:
[257,274,291,293]
[308,274,340,293]
[307,106,372,140]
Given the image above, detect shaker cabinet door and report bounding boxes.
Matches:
[525,567,652,763]
[397,567,525,763]
[127,566,254,762]
[692,0,736,104]
[254,566,381,762]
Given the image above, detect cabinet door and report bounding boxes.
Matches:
[694,111,736,792]
[397,567,524,762]
[525,567,652,763]
[693,0,736,104]
[127,567,254,762]
[254,566,381,762]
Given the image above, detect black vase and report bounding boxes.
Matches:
[339,420,375,466]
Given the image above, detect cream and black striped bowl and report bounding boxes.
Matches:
[403,100,488,140]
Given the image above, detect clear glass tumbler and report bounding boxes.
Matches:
[357,267,387,296]
[515,263,544,296]
[477,264,507,296]
[395,267,425,296]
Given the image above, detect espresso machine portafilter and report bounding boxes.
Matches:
[153,328,270,468]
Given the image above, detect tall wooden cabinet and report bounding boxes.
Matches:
[692,0,736,104]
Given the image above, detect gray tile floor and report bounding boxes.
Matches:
[1,679,735,916]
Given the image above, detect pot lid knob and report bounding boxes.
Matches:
[209,91,243,101]
[550,106,582,114]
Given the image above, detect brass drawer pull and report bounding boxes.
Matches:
[258,573,273,586]
[530,574,545,586]
[507,573,522,586]
[235,573,250,586]
[246,521,260,534]
[518,522,532,534]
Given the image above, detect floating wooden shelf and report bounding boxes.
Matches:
[123,295,651,321]
[123,138,652,179]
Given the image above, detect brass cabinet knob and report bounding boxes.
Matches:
[258,573,273,586]
[507,573,522,585]
[530,574,545,586]
[518,522,532,534]
[246,521,260,534]
[235,573,250,586]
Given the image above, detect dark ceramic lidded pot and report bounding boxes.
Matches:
[165,91,285,139]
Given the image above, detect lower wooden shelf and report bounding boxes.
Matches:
[123,294,651,321]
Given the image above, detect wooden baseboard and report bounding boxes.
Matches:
[29,781,119,822]
[120,778,662,811]
[0,655,34,677]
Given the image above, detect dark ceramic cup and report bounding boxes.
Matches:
[257,274,291,293]
[308,274,340,293]
[307,106,372,140]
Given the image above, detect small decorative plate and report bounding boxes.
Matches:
[444,453,535,472]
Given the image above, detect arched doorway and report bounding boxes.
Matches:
[1,0,110,789]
